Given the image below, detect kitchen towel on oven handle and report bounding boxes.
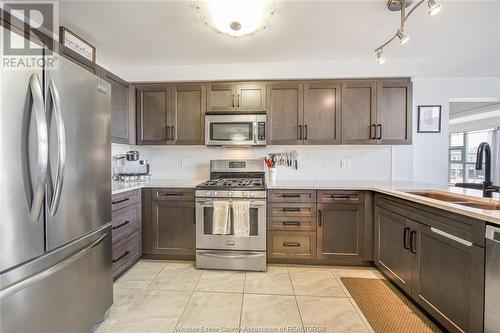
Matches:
[233,201,250,238]
[212,201,231,235]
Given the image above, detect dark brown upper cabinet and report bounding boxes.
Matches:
[341,80,377,145]
[268,81,341,145]
[342,79,412,145]
[136,84,205,145]
[136,85,169,145]
[99,69,135,145]
[303,81,341,145]
[207,82,266,112]
[267,82,304,145]
[169,84,205,145]
[377,79,412,145]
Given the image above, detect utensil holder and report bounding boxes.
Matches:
[268,167,277,183]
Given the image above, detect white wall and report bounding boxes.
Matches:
[409,77,500,185]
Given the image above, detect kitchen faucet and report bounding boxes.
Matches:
[475,142,500,197]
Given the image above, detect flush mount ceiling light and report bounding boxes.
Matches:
[193,0,278,38]
[375,0,442,63]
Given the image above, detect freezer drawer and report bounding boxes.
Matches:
[0,226,112,333]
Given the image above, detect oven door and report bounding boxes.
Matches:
[205,114,262,146]
[196,198,266,251]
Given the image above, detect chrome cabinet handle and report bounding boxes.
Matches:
[283,242,301,247]
[237,94,240,108]
[410,230,417,253]
[0,233,107,299]
[370,124,377,139]
[304,124,308,141]
[46,79,66,217]
[377,124,382,140]
[431,227,473,247]
[112,197,130,205]
[232,94,235,108]
[22,74,48,223]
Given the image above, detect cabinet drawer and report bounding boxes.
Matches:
[267,231,316,260]
[112,203,140,244]
[318,190,364,204]
[267,217,317,231]
[153,188,194,201]
[112,190,140,211]
[268,203,316,218]
[112,231,140,278]
[268,190,316,203]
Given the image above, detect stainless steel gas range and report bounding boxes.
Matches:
[195,159,267,271]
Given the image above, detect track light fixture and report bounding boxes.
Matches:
[376,49,386,64]
[397,28,410,45]
[375,0,442,63]
[427,0,442,16]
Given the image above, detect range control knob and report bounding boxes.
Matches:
[213,191,218,197]
[228,191,233,197]
[250,192,255,197]
[242,192,248,197]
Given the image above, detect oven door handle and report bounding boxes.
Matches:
[197,252,265,259]
[196,200,266,207]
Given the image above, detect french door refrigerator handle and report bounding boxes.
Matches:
[46,78,66,216]
[22,74,48,223]
[0,233,107,299]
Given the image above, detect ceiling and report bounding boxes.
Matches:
[450,101,500,117]
[58,1,500,79]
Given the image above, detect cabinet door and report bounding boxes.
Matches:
[151,200,195,257]
[136,86,169,144]
[317,203,364,261]
[206,83,235,112]
[105,71,131,144]
[374,207,413,294]
[341,80,377,144]
[411,223,484,333]
[376,79,412,144]
[236,83,266,112]
[303,81,341,144]
[169,84,205,145]
[267,82,304,145]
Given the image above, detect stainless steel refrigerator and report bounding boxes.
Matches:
[0,26,113,333]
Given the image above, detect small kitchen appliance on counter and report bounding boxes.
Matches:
[113,150,150,182]
[195,159,267,271]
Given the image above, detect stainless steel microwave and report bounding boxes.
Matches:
[205,114,266,146]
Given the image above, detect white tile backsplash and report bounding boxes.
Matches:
[112,144,393,182]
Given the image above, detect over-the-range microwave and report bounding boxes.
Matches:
[205,114,266,146]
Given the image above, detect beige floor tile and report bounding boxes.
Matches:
[240,294,302,331]
[149,263,203,291]
[348,298,375,333]
[108,288,146,319]
[330,267,378,279]
[115,261,166,289]
[93,318,118,333]
[177,292,243,331]
[297,296,369,333]
[195,270,246,293]
[109,289,191,333]
[245,266,293,295]
[289,269,346,297]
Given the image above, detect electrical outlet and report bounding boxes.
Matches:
[340,158,352,168]
[180,158,188,167]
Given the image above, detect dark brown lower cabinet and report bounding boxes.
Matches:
[375,194,485,333]
[142,188,196,259]
[111,190,142,280]
[317,203,365,261]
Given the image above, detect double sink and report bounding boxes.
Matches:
[406,191,500,211]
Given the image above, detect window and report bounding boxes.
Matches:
[448,129,493,184]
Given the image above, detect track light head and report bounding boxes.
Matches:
[376,49,386,64]
[427,0,442,16]
[397,28,410,45]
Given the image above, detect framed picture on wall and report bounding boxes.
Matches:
[417,105,442,133]
[59,26,96,62]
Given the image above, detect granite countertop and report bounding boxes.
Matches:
[112,178,500,225]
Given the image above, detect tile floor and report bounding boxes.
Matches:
[95,260,385,333]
